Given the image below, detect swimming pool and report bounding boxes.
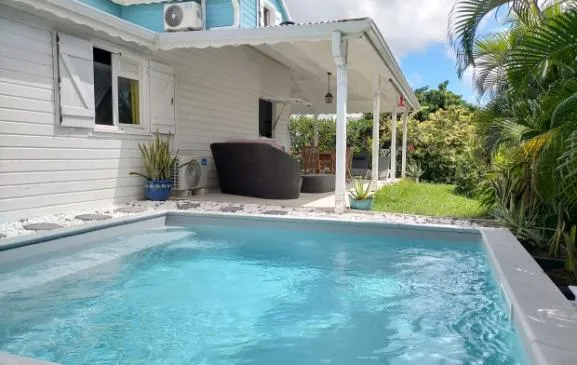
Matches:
[0,212,575,365]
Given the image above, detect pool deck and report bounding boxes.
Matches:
[1,210,576,365]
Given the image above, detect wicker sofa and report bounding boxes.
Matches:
[210,142,301,199]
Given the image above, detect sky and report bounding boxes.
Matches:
[283,0,479,104]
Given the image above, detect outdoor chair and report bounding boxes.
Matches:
[210,142,301,199]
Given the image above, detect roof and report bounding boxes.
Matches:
[6,0,419,112]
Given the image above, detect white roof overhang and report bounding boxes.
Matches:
[5,0,419,113]
[155,20,419,113]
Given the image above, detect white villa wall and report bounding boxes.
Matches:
[0,6,292,222]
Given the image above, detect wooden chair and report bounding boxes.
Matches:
[301,146,320,174]
[326,148,353,178]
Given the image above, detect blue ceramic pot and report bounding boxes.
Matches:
[144,180,172,201]
[349,196,373,210]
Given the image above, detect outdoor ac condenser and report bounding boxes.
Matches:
[172,156,209,197]
[164,2,203,32]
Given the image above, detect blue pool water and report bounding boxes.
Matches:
[0,224,527,365]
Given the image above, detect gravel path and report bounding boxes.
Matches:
[0,200,499,239]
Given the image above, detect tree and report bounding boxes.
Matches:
[414,81,476,121]
[449,0,577,260]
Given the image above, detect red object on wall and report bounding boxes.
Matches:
[398,95,405,107]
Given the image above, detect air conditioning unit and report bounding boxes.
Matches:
[172,156,209,197]
[164,2,203,32]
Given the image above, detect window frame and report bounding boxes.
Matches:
[91,40,149,136]
[260,0,277,27]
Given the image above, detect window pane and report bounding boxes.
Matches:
[93,48,113,125]
[118,77,140,125]
[259,99,273,138]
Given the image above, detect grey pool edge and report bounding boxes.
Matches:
[1,211,576,365]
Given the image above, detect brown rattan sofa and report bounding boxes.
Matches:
[210,142,301,199]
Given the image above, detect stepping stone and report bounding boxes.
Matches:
[220,206,243,213]
[262,210,288,216]
[75,214,112,221]
[114,206,147,214]
[23,223,63,231]
[177,202,201,210]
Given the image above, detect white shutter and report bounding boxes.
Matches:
[149,61,175,134]
[57,33,95,128]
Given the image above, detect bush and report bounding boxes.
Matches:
[411,106,476,184]
[454,157,483,198]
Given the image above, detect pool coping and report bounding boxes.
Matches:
[1,210,576,365]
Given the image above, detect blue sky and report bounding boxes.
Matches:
[401,44,476,104]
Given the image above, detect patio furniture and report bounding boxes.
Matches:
[301,146,320,174]
[351,153,370,178]
[323,148,353,178]
[301,174,336,193]
[210,142,301,199]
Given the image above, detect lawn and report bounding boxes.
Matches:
[373,180,487,218]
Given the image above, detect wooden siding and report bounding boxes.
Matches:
[78,0,122,17]
[0,7,292,222]
[153,45,292,188]
[240,0,258,28]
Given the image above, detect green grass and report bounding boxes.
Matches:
[373,180,487,218]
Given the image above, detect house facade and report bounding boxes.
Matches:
[0,0,417,220]
[0,0,293,221]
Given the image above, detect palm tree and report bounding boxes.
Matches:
[449,0,577,257]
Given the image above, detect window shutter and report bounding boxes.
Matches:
[149,61,176,134]
[57,33,95,128]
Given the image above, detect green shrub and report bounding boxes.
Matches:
[411,106,476,184]
[454,157,483,198]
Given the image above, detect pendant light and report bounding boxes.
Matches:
[325,72,333,104]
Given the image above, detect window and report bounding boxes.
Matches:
[93,48,113,125]
[263,6,271,26]
[259,99,273,138]
[93,47,143,128]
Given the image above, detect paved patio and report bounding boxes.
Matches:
[183,179,400,210]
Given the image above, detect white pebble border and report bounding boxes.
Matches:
[0,200,499,240]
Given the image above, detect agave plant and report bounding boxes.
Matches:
[130,133,178,181]
[407,161,424,183]
[349,179,374,201]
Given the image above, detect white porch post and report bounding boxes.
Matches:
[313,114,319,147]
[333,31,348,214]
[371,76,381,186]
[401,109,409,178]
[390,107,398,180]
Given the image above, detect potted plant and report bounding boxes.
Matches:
[130,133,178,201]
[349,179,374,210]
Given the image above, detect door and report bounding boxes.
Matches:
[259,99,273,138]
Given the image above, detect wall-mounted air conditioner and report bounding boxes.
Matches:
[164,2,203,32]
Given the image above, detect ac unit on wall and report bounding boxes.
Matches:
[172,156,210,197]
[164,2,203,32]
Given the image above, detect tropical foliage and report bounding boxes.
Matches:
[130,133,178,181]
[411,106,477,183]
[450,0,577,278]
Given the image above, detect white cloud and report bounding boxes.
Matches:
[284,0,455,58]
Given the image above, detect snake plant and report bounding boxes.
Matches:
[130,133,178,181]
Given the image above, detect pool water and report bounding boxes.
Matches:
[0,224,527,365]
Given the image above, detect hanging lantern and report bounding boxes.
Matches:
[398,95,405,107]
[325,72,333,104]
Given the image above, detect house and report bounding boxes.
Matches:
[0,0,418,221]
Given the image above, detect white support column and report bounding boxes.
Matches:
[371,76,381,186]
[333,31,348,214]
[313,114,319,147]
[390,107,398,180]
[401,110,409,178]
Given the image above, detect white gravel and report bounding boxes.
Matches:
[0,199,498,240]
